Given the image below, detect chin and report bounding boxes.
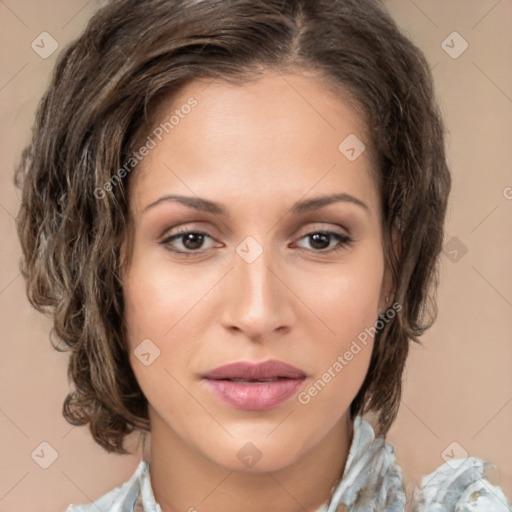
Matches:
[215,449,301,474]
[198,431,311,474]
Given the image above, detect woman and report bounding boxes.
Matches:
[15,0,511,510]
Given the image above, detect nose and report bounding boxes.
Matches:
[220,241,295,343]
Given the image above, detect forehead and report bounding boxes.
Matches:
[129,70,380,216]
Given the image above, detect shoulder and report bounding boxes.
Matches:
[412,457,511,511]
[63,460,149,512]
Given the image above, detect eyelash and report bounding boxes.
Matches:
[159,228,353,256]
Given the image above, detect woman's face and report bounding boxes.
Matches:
[122,70,391,473]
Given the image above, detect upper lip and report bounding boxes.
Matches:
[202,359,307,380]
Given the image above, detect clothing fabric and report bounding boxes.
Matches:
[65,416,511,512]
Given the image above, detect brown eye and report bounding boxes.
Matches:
[294,231,353,253]
[160,230,216,253]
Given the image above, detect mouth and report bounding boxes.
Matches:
[201,359,307,381]
[201,360,307,411]
[215,377,289,382]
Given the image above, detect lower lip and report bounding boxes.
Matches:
[203,378,305,411]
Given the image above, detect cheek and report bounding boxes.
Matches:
[122,264,199,410]
[123,255,208,344]
[122,254,219,401]
[296,273,380,419]
[307,249,384,342]
[297,249,383,392]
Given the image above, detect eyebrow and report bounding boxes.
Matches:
[142,192,369,216]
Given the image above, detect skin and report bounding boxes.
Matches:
[121,69,393,512]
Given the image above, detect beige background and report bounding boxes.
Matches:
[0,1,511,510]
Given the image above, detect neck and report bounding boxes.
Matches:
[148,410,353,512]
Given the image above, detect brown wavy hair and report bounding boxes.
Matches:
[15,0,451,454]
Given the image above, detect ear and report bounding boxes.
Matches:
[379,225,400,314]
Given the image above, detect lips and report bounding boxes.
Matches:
[201,360,307,411]
[201,359,306,381]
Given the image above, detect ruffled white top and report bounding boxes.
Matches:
[65,416,511,511]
